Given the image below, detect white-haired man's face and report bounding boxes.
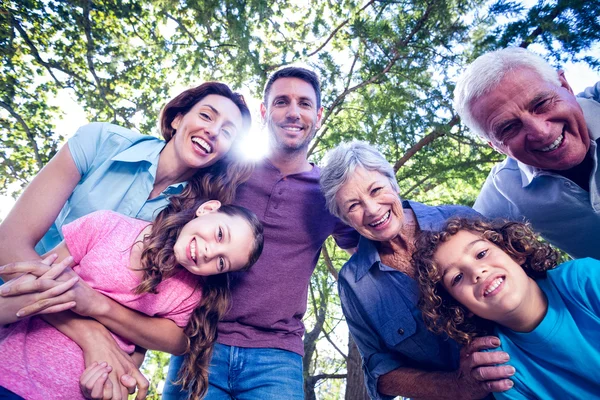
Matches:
[470,68,590,171]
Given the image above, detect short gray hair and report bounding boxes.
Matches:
[454,47,560,140]
[320,140,400,222]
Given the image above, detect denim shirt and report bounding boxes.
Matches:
[474,83,600,259]
[338,200,478,400]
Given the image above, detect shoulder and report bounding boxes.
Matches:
[408,201,479,230]
[548,258,600,285]
[71,122,158,149]
[485,158,520,181]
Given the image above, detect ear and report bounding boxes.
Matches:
[196,200,222,216]
[260,102,267,124]
[171,114,182,130]
[315,106,324,129]
[487,141,505,155]
[557,70,574,95]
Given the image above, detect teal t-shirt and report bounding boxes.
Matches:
[493,258,600,399]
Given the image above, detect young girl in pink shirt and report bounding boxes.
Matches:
[0,199,263,400]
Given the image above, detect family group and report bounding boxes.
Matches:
[0,46,598,400]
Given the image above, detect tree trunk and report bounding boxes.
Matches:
[345,332,369,400]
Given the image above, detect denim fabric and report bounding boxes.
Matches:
[163,344,303,400]
[0,386,24,400]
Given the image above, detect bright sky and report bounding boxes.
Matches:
[1,58,600,220]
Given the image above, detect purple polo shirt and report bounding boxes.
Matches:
[218,159,359,355]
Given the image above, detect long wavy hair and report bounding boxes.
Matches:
[159,81,254,205]
[133,198,264,399]
[413,217,559,345]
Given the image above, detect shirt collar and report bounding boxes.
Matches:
[514,97,600,187]
[111,138,186,192]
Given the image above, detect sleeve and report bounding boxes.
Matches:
[332,219,360,250]
[62,210,118,264]
[473,171,516,220]
[577,81,600,102]
[67,122,108,176]
[556,258,600,315]
[156,277,203,328]
[493,386,530,400]
[338,274,400,400]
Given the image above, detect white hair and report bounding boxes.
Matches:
[320,140,400,223]
[454,47,561,140]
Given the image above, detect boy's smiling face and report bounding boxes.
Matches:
[433,230,536,327]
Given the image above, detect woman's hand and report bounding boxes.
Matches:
[0,255,79,323]
[0,254,110,318]
[80,361,112,399]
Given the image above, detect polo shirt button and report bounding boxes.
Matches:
[397,328,404,335]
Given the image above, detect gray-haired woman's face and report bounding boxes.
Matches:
[335,166,404,242]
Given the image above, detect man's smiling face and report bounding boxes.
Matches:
[471,68,590,171]
[261,77,323,154]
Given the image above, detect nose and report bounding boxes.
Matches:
[523,116,552,141]
[471,266,488,284]
[205,123,219,139]
[363,198,380,217]
[285,102,300,120]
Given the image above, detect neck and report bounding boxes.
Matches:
[554,152,593,192]
[268,147,312,176]
[377,209,420,276]
[498,278,548,333]
[153,143,197,197]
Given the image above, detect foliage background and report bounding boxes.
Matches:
[1,0,599,398]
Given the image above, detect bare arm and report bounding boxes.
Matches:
[0,144,81,266]
[378,337,515,400]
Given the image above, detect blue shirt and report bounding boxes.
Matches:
[493,258,600,400]
[36,122,185,254]
[474,83,600,259]
[338,200,478,400]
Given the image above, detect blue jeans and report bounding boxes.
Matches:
[162,343,304,399]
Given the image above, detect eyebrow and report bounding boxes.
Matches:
[202,104,220,116]
[440,238,486,277]
[343,181,378,206]
[527,91,554,109]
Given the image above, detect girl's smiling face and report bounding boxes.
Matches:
[433,230,537,327]
[173,200,254,276]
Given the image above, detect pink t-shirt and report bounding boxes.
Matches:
[0,210,202,400]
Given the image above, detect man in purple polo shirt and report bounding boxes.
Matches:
[164,67,359,399]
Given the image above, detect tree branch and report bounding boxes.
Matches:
[0,100,44,169]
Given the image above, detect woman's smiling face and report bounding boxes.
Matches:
[335,167,404,242]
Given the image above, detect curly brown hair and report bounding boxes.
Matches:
[133,198,264,399]
[413,217,559,345]
[159,81,254,205]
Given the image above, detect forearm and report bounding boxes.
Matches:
[91,295,187,355]
[378,367,463,400]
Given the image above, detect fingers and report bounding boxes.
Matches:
[41,253,60,266]
[0,259,53,278]
[40,256,74,280]
[464,336,501,353]
[468,349,510,369]
[123,369,149,399]
[482,378,514,393]
[16,288,77,317]
[80,362,112,399]
[1,275,78,297]
[472,364,515,382]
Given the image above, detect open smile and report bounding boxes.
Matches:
[482,275,505,297]
[537,129,565,153]
[279,124,305,133]
[189,238,198,263]
[191,136,213,154]
[368,210,391,228]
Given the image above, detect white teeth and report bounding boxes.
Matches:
[282,126,302,131]
[192,137,212,154]
[369,211,390,227]
[190,238,196,262]
[539,134,563,152]
[484,277,503,295]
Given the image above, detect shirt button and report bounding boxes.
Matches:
[397,328,404,335]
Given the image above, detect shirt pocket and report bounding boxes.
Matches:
[380,311,442,361]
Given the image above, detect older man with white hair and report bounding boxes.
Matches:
[455,47,600,259]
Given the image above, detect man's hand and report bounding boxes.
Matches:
[81,329,149,400]
[452,336,515,399]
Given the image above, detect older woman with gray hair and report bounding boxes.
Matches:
[320,140,514,400]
